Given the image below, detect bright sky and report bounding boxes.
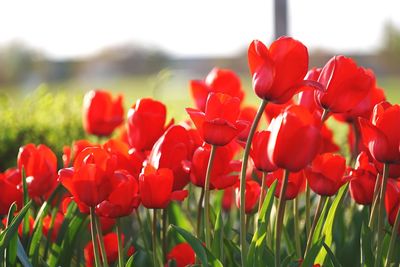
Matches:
[1,0,399,59]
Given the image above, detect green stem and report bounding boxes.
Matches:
[385,206,400,267]
[305,195,327,256]
[240,99,268,266]
[375,163,390,267]
[197,187,205,240]
[135,209,150,251]
[305,182,311,238]
[162,208,168,261]
[90,207,102,267]
[258,172,267,214]
[293,197,302,258]
[95,213,109,267]
[351,122,360,165]
[204,145,217,249]
[116,218,124,267]
[152,209,158,267]
[321,109,329,122]
[275,169,290,267]
[368,173,381,229]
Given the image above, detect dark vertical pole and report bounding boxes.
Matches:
[274,0,288,39]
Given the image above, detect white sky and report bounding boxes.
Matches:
[0,0,399,59]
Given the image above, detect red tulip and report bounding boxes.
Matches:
[96,170,140,218]
[248,37,309,103]
[83,90,124,136]
[264,100,293,124]
[237,106,258,144]
[267,105,321,172]
[250,131,278,172]
[349,152,378,205]
[42,212,64,242]
[62,140,98,168]
[85,233,135,267]
[235,180,261,214]
[222,186,235,212]
[186,92,246,146]
[2,216,34,237]
[306,153,346,196]
[139,165,187,209]
[149,125,192,190]
[315,56,374,113]
[166,242,195,267]
[59,147,117,207]
[265,169,305,200]
[359,102,400,164]
[190,68,244,111]
[0,168,22,215]
[190,144,239,190]
[319,124,340,154]
[385,179,400,234]
[127,98,172,152]
[297,68,323,113]
[18,144,58,199]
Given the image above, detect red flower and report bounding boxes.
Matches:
[127,98,172,152]
[306,153,346,196]
[190,144,239,190]
[139,165,188,209]
[250,131,278,172]
[83,90,124,136]
[190,68,244,111]
[319,124,340,154]
[237,106,258,144]
[18,144,58,199]
[267,105,321,172]
[166,242,195,267]
[2,216,34,237]
[248,37,309,103]
[149,125,192,190]
[265,169,305,200]
[96,170,140,218]
[222,186,234,212]
[349,152,378,205]
[359,102,400,164]
[85,233,135,267]
[59,147,117,207]
[42,212,64,242]
[315,56,374,113]
[264,100,294,124]
[63,140,98,168]
[385,180,400,234]
[235,180,261,214]
[186,92,246,146]
[0,168,22,215]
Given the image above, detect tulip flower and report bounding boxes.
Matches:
[267,105,321,172]
[248,37,310,103]
[385,180,400,234]
[222,186,235,212]
[166,242,196,267]
[59,147,117,207]
[149,125,193,190]
[42,212,64,242]
[306,153,346,197]
[315,56,374,114]
[0,168,22,215]
[186,92,246,146]
[265,169,305,200]
[83,90,124,136]
[63,140,98,168]
[84,233,135,267]
[139,165,187,209]
[349,152,378,205]
[96,170,140,218]
[235,180,261,214]
[236,106,258,145]
[319,125,340,154]
[250,130,278,173]
[127,98,172,152]
[190,68,244,111]
[18,144,58,199]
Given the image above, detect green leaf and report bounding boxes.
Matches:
[315,184,348,264]
[211,210,223,260]
[360,223,374,267]
[311,197,330,245]
[303,237,324,267]
[17,238,33,267]
[5,202,18,266]
[323,242,343,267]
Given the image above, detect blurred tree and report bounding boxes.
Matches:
[379,22,400,73]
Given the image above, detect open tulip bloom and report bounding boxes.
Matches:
[4,36,400,267]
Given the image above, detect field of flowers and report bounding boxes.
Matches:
[1,36,400,267]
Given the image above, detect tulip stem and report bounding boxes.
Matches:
[95,213,109,267]
[162,208,168,261]
[305,183,311,237]
[258,172,267,214]
[374,163,390,267]
[152,209,158,267]
[275,169,290,267]
[204,145,217,249]
[385,206,400,267]
[135,209,150,251]
[293,197,302,258]
[197,187,205,240]
[351,122,360,165]
[368,173,381,229]
[305,195,327,256]
[90,207,102,267]
[240,99,268,266]
[116,218,124,267]
[321,109,329,122]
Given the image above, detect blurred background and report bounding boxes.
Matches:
[1,0,400,169]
